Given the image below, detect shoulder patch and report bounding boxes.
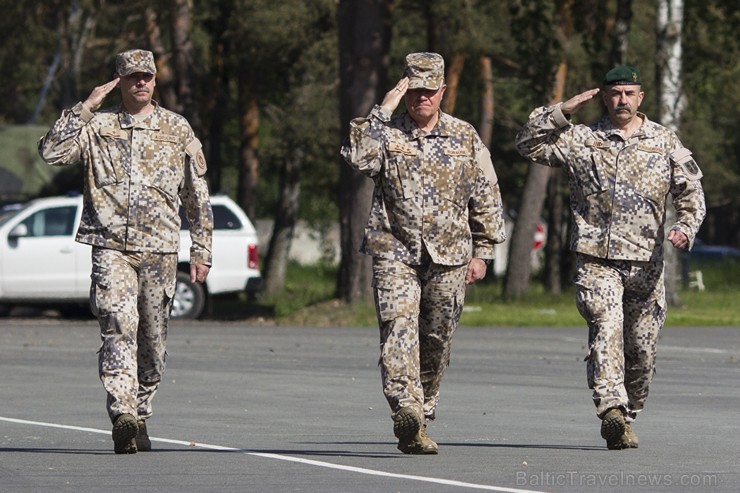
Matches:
[670,147,702,180]
[194,151,207,176]
[186,138,207,176]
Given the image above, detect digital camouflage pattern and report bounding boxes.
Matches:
[115,49,157,76]
[38,101,213,264]
[91,247,177,422]
[516,103,705,423]
[515,104,705,262]
[342,103,505,424]
[373,258,467,421]
[341,104,505,266]
[575,254,665,421]
[404,52,445,91]
[39,96,212,425]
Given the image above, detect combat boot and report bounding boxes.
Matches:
[136,420,152,452]
[394,407,421,454]
[417,425,439,454]
[112,413,138,454]
[621,421,639,448]
[600,408,626,450]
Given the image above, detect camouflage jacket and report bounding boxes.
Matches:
[515,104,705,262]
[341,105,505,266]
[38,101,213,265]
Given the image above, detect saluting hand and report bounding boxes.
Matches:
[380,77,410,114]
[561,88,600,117]
[82,76,121,112]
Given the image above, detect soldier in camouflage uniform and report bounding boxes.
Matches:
[38,49,213,454]
[341,53,506,454]
[515,66,705,450]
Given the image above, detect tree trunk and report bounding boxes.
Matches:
[60,1,94,109]
[205,47,228,194]
[478,56,494,149]
[68,4,94,105]
[504,165,552,299]
[145,6,178,111]
[441,54,465,115]
[337,0,393,303]
[262,148,303,295]
[237,89,260,220]
[504,55,570,299]
[544,168,565,294]
[656,0,685,307]
[203,4,232,194]
[504,0,573,299]
[171,0,201,132]
[609,0,633,67]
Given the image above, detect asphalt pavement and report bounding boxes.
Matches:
[1,318,738,493]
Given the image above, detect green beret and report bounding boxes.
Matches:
[603,65,641,86]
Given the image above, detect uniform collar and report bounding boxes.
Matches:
[400,109,450,140]
[117,100,161,130]
[596,111,650,140]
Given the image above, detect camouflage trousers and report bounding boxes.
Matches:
[574,253,666,421]
[90,247,177,423]
[372,257,467,422]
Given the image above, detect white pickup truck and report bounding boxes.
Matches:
[0,194,262,319]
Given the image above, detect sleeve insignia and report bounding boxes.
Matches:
[670,147,702,180]
[185,138,207,176]
[195,151,207,176]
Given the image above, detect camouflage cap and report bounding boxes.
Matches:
[604,65,641,86]
[115,49,157,76]
[404,52,444,91]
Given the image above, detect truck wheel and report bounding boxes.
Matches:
[171,271,206,319]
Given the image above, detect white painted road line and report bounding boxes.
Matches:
[1,416,547,493]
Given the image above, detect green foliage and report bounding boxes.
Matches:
[257,261,339,318]
[1,0,738,279]
[216,259,740,326]
[0,124,61,198]
[681,0,740,213]
[0,2,61,123]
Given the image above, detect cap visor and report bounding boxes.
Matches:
[119,67,156,76]
[407,79,440,91]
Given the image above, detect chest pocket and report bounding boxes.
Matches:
[635,145,670,203]
[571,140,609,198]
[441,147,477,210]
[384,141,418,200]
[145,133,184,200]
[93,127,128,188]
